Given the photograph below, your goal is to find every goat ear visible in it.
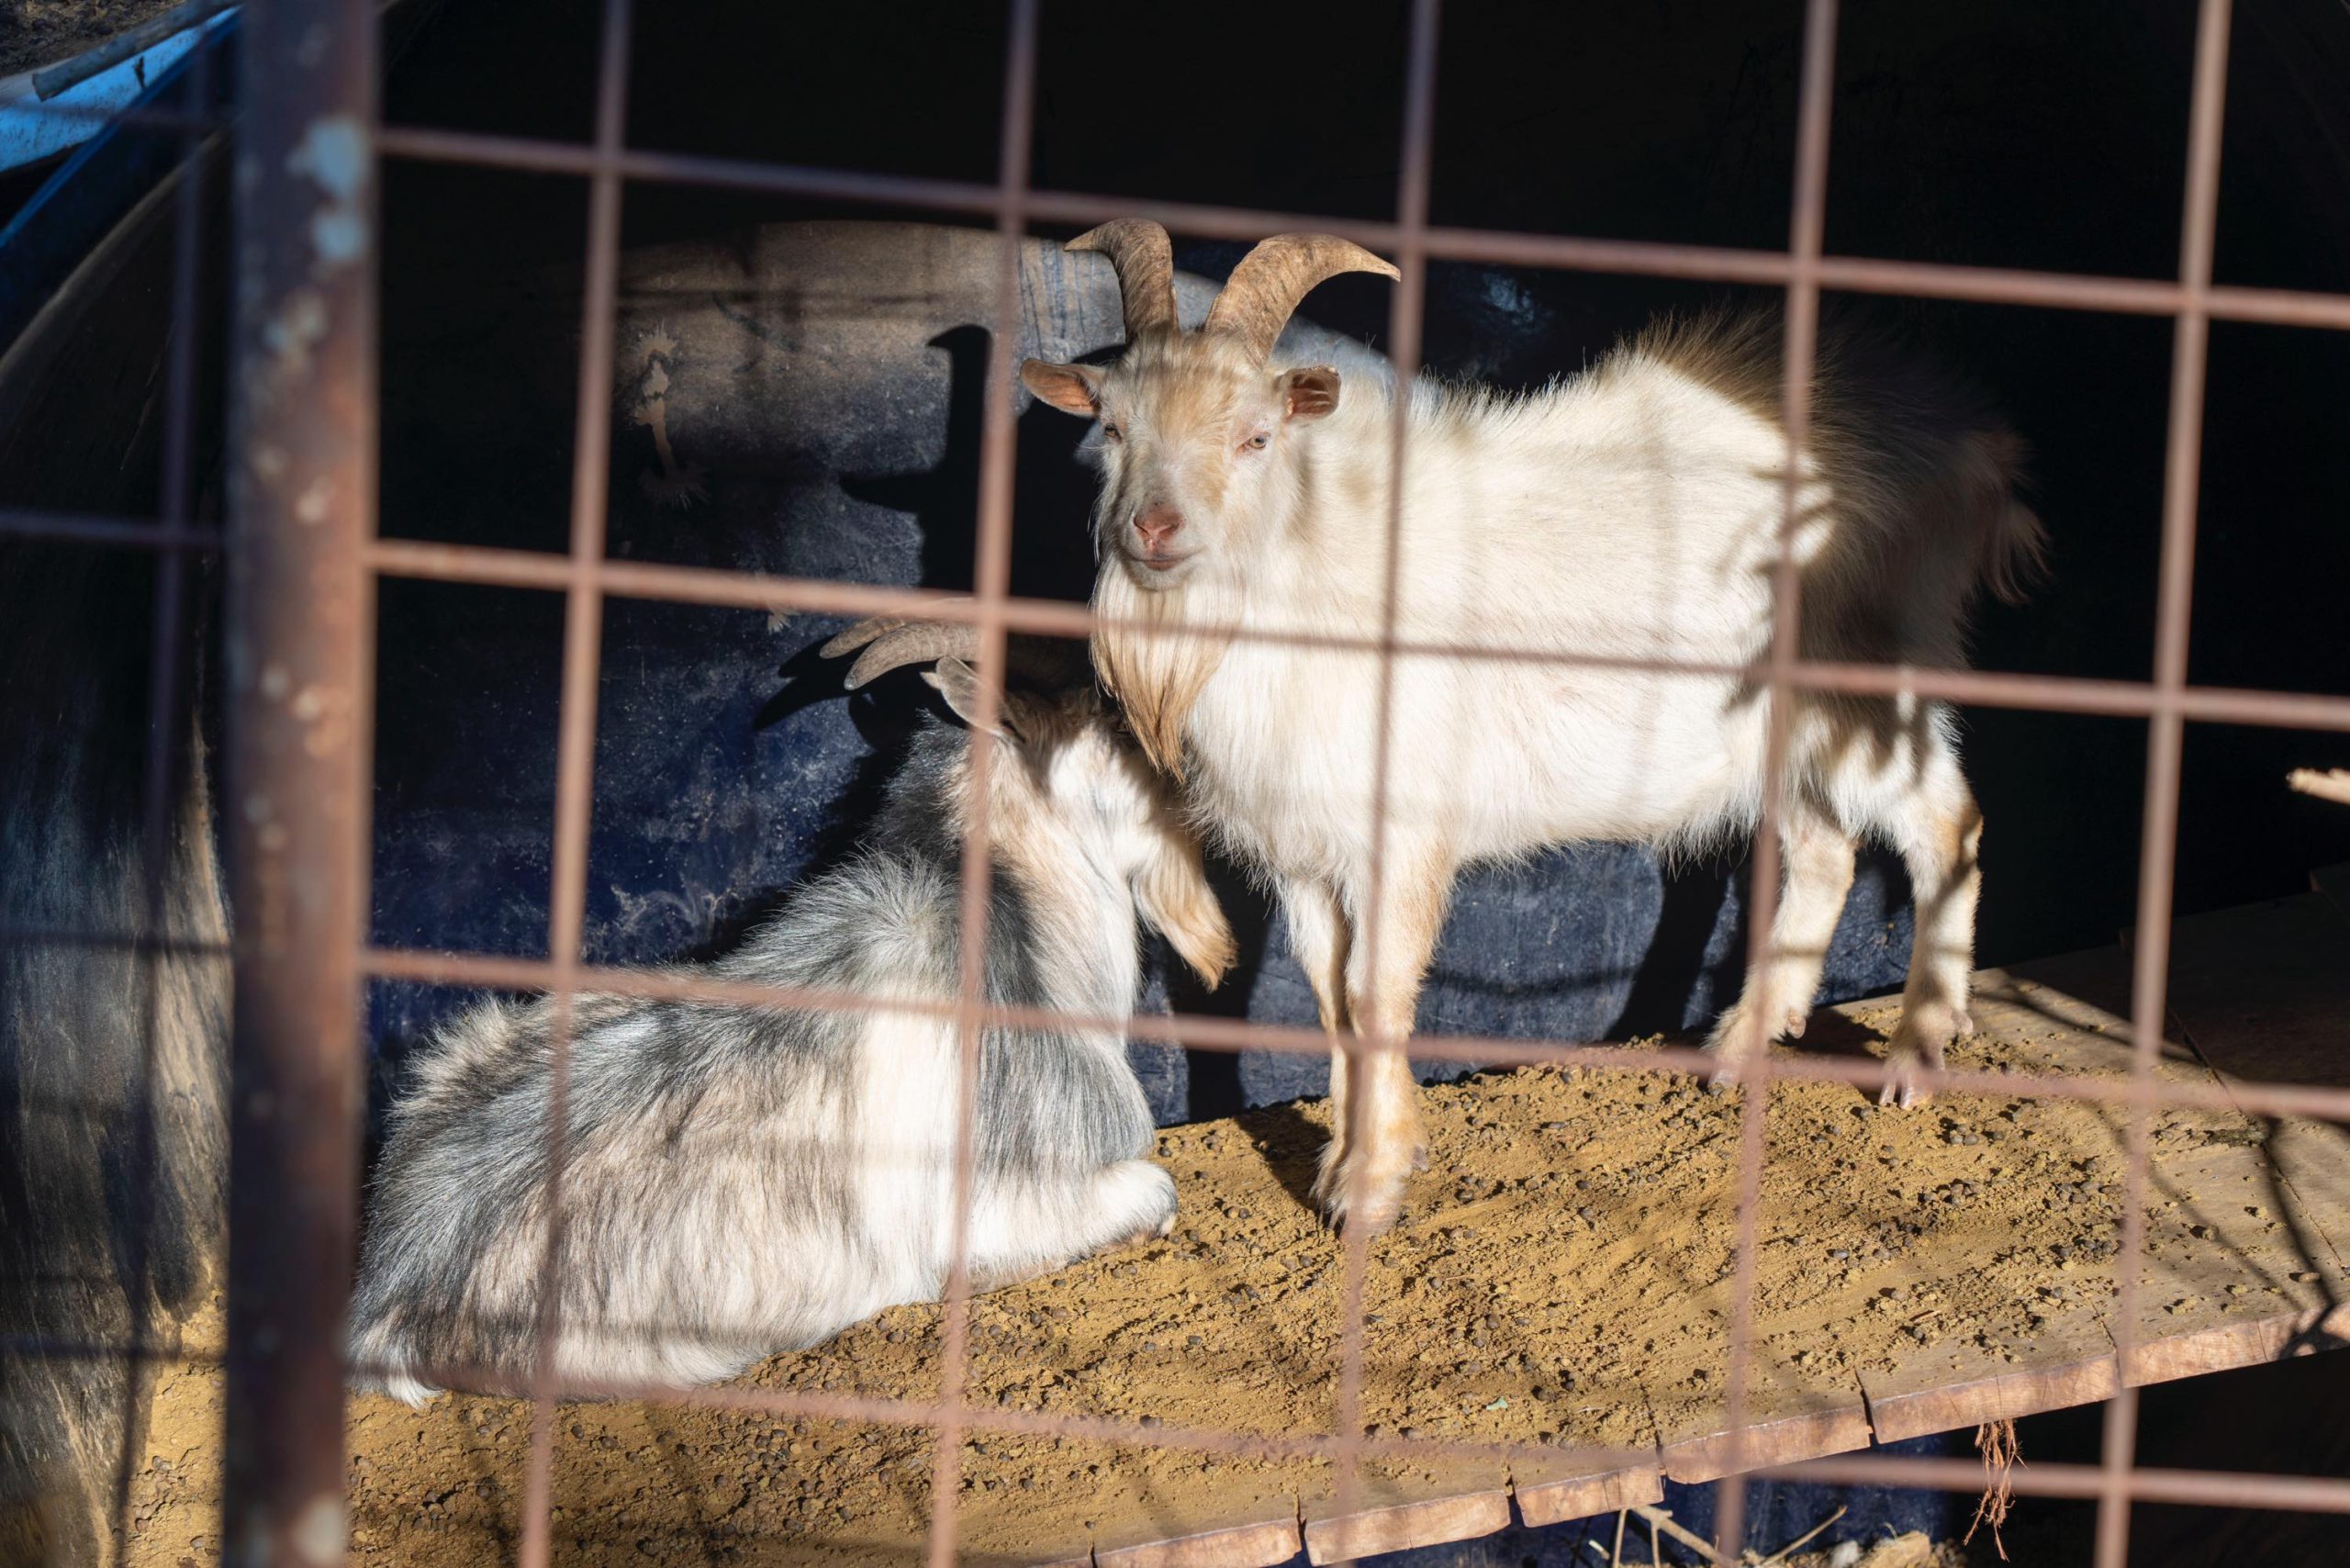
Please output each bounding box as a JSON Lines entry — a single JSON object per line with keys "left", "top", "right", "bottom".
{"left": 1019, "top": 360, "right": 1103, "bottom": 418}
{"left": 1281, "top": 365, "right": 1341, "bottom": 423}
{"left": 1136, "top": 833, "right": 1237, "bottom": 991}
{"left": 923, "top": 658, "right": 1035, "bottom": 741}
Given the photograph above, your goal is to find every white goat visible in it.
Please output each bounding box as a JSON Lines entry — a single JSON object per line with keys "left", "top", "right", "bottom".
{"left": 349, "top": 627, "right": 1232, "bottom": 1398}
{"left": 1019, "top": 220, "right": 2044, "bottom": 1233}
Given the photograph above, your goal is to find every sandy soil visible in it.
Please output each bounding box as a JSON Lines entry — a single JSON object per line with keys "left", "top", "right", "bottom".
{"left": 0, "top": 1, "right": 187, "bottom": 78}
{"left": 117, "top": 998, "right": 2304, "bottom": 1567}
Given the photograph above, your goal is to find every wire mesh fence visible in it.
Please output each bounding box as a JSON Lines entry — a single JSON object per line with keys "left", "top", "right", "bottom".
{"left": 6, "top": 0, "right": 2350, "bottom": 1564}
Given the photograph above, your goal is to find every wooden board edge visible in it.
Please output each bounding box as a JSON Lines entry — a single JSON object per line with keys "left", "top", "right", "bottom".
{"left": 2121, "top": 1301, "right": 2350, "bottom": 1388}
{"left": 1510, "top": 1462, "right": 1667, "bottom": 1529}
{"left": 1302, "top": 1488, "right": 1513, "bottom": 1564}
{"left": 1659, "top": 1403, "right": 1874, "bottom": 1485}
{"left": 1094, "top": 1516, "right": 1304, "bottom": 1568}
{"left": 1861, "top": 1354, "right": 2118, "bottom": 1446}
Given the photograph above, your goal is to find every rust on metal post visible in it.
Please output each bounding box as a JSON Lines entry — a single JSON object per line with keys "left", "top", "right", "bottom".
{"left": 111, "top": 28, "right": 220, "bottom": 1552}
{"left": 351, "top": 534, "right": 2350, "bottom": 734}
{"left": 922, "top": 5, "right": 1042, "bottom": 1564}
{"left": 352, "top": 940, "right": 2350, "bottom": 1125}
{"left": 2095, "top": 4, "right": 2237, "bottom": 1565}
{"left": 1714, "top": 0, "right": 1841, "bottom": 1558}
{"left": 1331, "top": 0, "right": 1442, "bottom": 1546}
{"left": 221, "top": 1, "right": 377, "bottom": 1565}
{"left": 514, "top": 1, "right": 632, "bottom": 1562}
{"left": 362, "top": 122, "right": 2350, "bottom": 333}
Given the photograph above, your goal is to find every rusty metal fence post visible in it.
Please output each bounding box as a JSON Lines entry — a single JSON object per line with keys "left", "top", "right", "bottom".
{"left": 220, "top": 1, "right": 377, "bottom": 1564}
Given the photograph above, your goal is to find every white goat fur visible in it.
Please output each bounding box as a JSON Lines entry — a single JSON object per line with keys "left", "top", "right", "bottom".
{"left": 349, "top": 672, "right": 1233, "bottom": 1400}
{"left": 1024, "top": 250, "right": 2043, "bottom": 1233}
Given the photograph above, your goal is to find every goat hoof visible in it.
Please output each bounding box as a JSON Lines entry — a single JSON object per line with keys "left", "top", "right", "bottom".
{"left": 1323, "top": 1190, "right": 1403, "bottom": 1238}
{"left": 1700, "top": 1050, "right": 1744, "bottom": 1097}
{"left": 1409, "top": 1141, "right": 1430, "bottom": 1173}
{"left": 1313, "top": 1159, "right": 1406, "bottom": 1238}
{"left": 1782, "top": 1006, "right": 1810, "bottom": 1039}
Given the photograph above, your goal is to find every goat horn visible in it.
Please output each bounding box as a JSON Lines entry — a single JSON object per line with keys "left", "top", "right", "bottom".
{"left": 821, "top": 614, "right": 979, "bottom": 690}
{"left": 1067, "top": 220, "right": 1179, "bottom": 342}
{"left": 1204, "top": 233, "right": 1400, "bottom": 364}
{"left": 821, "top": 610, "right": 1089, "bottom": 692}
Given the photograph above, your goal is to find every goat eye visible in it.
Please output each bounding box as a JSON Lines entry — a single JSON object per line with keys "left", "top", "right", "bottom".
{"left": 1102, "top": 422, "right": 1122, "bottom": 442}
{"left": 1243, "top": 432, "right": 1269, "bottom": 452}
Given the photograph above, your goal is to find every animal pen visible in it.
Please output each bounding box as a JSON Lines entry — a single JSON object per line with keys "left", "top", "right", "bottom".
{"left": 6, "top": 0, "right": 2350, "bottom": 1566}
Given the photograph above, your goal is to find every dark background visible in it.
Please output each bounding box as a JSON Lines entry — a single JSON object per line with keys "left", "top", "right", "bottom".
{"left": 353, "top": 0, "right": 2350, "bottom": 1103}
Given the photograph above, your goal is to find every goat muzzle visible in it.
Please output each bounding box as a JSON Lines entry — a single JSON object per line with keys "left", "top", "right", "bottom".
{"left": 1132, "top": 504, "right": 1187, "bottom": 567}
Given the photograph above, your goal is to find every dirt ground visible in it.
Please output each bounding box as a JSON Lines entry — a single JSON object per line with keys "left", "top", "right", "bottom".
{"left": 0, "top": 0, "right": 185, "bottom": 77}
{"left": 118, "top": 990, "right": 2324, "bottom": 1567}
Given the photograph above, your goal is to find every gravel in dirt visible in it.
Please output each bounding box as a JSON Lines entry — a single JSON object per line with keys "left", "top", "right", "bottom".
{"left": 119, "top": 1023, "right": 2299, "bottom": 1564}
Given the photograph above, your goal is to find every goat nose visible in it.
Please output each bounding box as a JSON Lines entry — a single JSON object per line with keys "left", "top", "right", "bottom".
{"left": 1134, "top": 505, "right": 1184, "bottom": 553}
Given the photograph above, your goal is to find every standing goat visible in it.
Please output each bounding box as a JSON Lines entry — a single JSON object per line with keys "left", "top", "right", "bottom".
{"left": 1020, "top": 219, "right": 2044, "bottom": 1233}
{"left": 349, "top": 627, "right": 1232, "bottom": 1399}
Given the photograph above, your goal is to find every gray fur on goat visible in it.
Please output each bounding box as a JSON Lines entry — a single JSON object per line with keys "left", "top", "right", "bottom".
{"left": 348, "top": 651, "right": 1232, "bottom": 1401}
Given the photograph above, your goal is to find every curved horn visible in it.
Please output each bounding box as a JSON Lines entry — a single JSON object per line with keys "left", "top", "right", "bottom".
{"left": 821, "top": 609, "right": 1087, "bottom": 691}
{"left": 1203, "top": 233, "right": 1401, "bottom": 364}
{"left": 1067, "top": 219, "right": 1179, "bottom": 342}
{"left": 821, "top": 614, "right": 979, "bottom": 690}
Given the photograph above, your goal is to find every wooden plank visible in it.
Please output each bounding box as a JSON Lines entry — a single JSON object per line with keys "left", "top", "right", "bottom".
{"left": 1992, "top": 946, "right": 2141, "bottom": 1040}
{"left": 134, "top": 901, "right": 2350, "bottom": 1568}
{"left": 1852, "top": 910, "right": 2350, "bottom": 1441}
{"left": 2122, "top": 1301, "right": 2350, "bottom": 1387}
{"left": 2252, "top": 1117, "right": 2350, "bottom": 1279}
{"left": 1660, "top": 1398, "right": 1874, "bottom": 1485}
{"left": 2161, "top": 894, "right": 2350, "bottom": 1278}
{"left": 1507, "top": 1401, "right": 1664, "bottom": 1528}
{"left": 2165, "top": 894, "right": 2350, "bottom": 1091}
{"left": 2120, "top": 1129, "right": 2344, "bottom": 1362}
{"left": 1975, "top": 951, "right": 2203, "bottom": 1075}
{"left": 1848, "top": 953, "right": 2134, "bottom": 1445}
{"left": 1303, "top": 1483, "right": 1514, "bottom": 1563}
{"left": 1639, "top": 1301, "right": 1874, "bottom": 1486}
{"left": 1862, "top": 1332, "right": 2119, "bottom": 1444}
{"left": 1299, "top": 1448, "right": 1513, "bottom": 1564}
{"left": 1095, "top": 1517, "right": 1304, "bottom": 1568}
{"left": 1511, "top": 1458, "right": 1665, "bottom": 1529}
{"left": 1059, "top": 1450, "right": 1306, "bottom": 1568}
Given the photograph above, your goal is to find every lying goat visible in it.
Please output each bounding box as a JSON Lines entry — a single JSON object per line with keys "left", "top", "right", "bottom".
{"left": 348, "top": 627, "right": 1232, "bottom": 1399}
{"left": 1020, "top": 220, "right": 2044, "bottom": 1232}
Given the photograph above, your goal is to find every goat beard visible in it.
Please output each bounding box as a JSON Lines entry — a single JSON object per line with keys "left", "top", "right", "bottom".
{"left": 1091, "top": 568, "right": 1232, "bottom": 780}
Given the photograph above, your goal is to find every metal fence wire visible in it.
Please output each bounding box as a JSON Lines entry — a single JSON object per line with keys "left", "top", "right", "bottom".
{"left": 9, "top": 0, "right": 2350, "bottom": 1564}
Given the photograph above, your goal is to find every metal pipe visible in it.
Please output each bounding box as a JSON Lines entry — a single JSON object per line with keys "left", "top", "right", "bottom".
{"left": 366, "top": 122, "right": 2350, "bottom": 334}
{"left": 219, "top": 0, "right": 376, "bottom": 1562}
{"left": 2097, "top": 5, "right": 2238, "bottom": 1564}
{"left": 1714, "top": 3, "right": 1841, "bottom": 1556}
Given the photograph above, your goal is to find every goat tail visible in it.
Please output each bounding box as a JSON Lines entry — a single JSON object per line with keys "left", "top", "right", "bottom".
{"left": 1982, "top": 499, "right": 2050, "bottom": 606}
{"left": 1970, "top": 428, "right": 2050, "bottom": 606}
